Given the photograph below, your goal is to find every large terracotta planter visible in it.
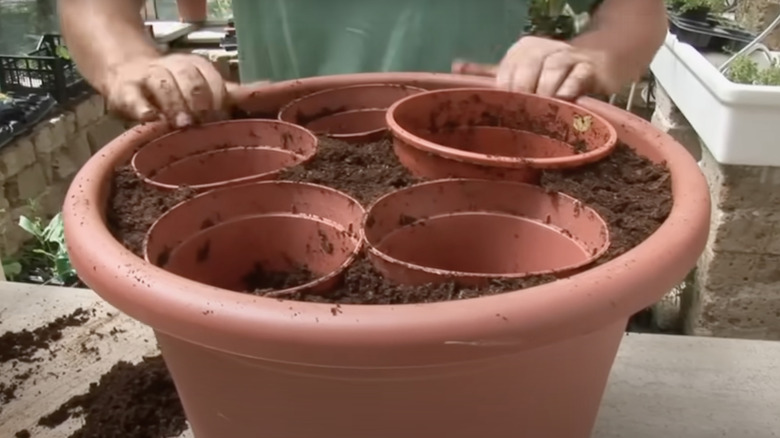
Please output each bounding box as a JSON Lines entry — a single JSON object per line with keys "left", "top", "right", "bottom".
{"left": 364, "top": 179, "right": 609, "bottom": 286}
{"left": 64, "top": 73, "right": 710, "bottom": 438}
{"left": 387, "top": 88, "right": 618, "bottom": 182}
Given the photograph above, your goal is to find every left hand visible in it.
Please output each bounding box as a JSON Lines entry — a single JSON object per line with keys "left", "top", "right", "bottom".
{"left": 453, "top": 36, "right": 618, "bottom": 100}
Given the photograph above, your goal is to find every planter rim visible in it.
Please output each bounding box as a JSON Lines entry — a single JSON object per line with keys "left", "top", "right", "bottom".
{"left": 64, "top": 72, "right": 710, "bottom": 367}
{"left": 386, "top": 87, "right": 619, "bottom": 169}
{"left": 362, "top": 178, "right": 610, "bottom": 280}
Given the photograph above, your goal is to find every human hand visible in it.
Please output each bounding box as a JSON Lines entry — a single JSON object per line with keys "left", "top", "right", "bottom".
{"left": 453, "top": 36, "right": 621, "bottom": 100}
{"left": 101, "top": 53, "right": 231, "bottom": 127}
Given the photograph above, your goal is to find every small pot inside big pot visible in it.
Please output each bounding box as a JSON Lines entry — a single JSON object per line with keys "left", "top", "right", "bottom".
{"left": 278, "top": 84, "right": 425, "bottom": 143}
{"left": 387, "top": 88, "right": 618, "bottom": 182}
{"left": 163, "top": 213, "right": 358, "bottom": 297}
{"left": 364, "top": 179, "right": 610, "bottom": 286}
{"left": 177, "top": 0, "right": 208, "bottom": 23}
{"left": 132, "top": 119, "right": 317, "bottom": 191}
{"left": 145, "top": 181, "right": 364, "bottom": 272}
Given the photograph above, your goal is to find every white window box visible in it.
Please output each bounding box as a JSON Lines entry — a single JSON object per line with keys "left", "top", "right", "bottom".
{"left": 651, "top": 32, "right": 780, "bottom": 166}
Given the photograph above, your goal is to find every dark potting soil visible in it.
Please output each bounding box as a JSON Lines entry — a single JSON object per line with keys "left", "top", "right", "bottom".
{"left": 107, "top": 134, "right": 671, "bottom": 304}
{"left": 108, "top": 166, "right": 195, "bottom": 255}
{"left": 279, "top": 135, "right": 419, "bottom": 204}
{"left": 243, "top": 263, "right": 316, "bottom": 294}
{"left": 0, "top": 308, "right": 90, "bottom": 364}
{"left": 36, "top": 355, "right": 187, "bottom": 438}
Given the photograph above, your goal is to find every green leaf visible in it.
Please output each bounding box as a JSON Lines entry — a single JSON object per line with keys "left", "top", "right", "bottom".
{"left": 42, "top": 213, "right": 65, "bottom": 245}
{"left": 18, "top": 215, "right": 43, "bottom": 238}
{"left": 3, "top": 261, "right": 22, "bottom": 278}
{"left": 32, "top": 248, "right": 56, "bottom": 260}
{"left": 55, "top": 45, "right": 71, "bottom": 60}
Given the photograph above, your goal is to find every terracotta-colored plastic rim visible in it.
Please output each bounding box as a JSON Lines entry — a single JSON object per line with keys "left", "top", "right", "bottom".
{"left": 386, "top": 87, "right": 619, "bottom": 169}
{"left": 64, "top": 73, "right": 710, "bottom": 367}
{"left": 278, "top": 83, "right": 426, "bottom": 142}
{"left": 162, "top": 213, "right": 361, "bottom": 298}
{"left": 131, "top": 119, "right": 317, "bottom": 191}
{"left": 147, "top": 146, "right": 301, "bottom": 191}
{"left": 363, "top": 179, "right": 610, "bottom": 285}
{"left": 144, "top": 181, "right": 365, "bottom": 268}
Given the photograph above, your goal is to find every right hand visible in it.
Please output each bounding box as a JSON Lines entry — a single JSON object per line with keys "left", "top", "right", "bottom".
{"left": 102, "top": 53, "right": 230, "bottom": 128}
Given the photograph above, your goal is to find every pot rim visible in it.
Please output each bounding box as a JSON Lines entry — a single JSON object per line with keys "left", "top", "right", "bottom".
{"left": 131, "top": 118, "right": 318, "bottom": 191}
{"left": 161, "top": 212, "right": 362, "bottom": 299}
{"left": 278, "top": 83, "right": 427, "bottom": 142}
{"left": 64, "top": 72, "right": 710, "bottom": 365}
{"left": 278, "top": 83, "right": 428, "bottom": 122}
{"left": 362, "top": 178, "right": 610, "bottom": 281}
{"left": 143, "top": 179, "right": 366, "bottom": 265}
{"left": 386, "top": 87, "right": 619, "bottom": 169}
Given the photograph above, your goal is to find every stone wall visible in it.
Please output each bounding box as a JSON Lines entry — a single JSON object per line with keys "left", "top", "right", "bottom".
{"left": 0, "top": 95, "right": 126, "bottom": 257}
{"left": 651, "top": 85, "right": 780, "bottom": 340}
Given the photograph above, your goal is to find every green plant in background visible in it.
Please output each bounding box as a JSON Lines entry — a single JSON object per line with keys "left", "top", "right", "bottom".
{"left": 727, "top": 54, "right": 760, "bottom": 84}
{"left": 667, "top": 0, "right": 724, "bottom": 13}
{"left": 0, "top": 208, "right": 22, "bottom": 279}
{"left": 527, "top": 0, "right": 578, "bottom": 40}
{"left": 208, "top": 0, "right": 233, "bottom": 19}
{"left": 55, "top": 45, "right": 71, "bottom": 60}
{"left": 726, "top": 55, "right": 780, "bottom": 86}
{"left": 16, "top": 212, "right": 78, "bottom": 286}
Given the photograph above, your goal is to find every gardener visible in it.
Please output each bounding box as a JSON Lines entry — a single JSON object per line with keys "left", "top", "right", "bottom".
{"left": 58, "top": 0, "right": 666, "bottom": 128}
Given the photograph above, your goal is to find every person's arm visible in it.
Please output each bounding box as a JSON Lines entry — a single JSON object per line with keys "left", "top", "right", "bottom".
{"left": 572, "top": 0, "right": 667, "bottom": 90}
{"left": 58, "top": 0, "right": 159, "bottom": 95}
{"left": 58, "top": 0, "right": 227, "bottom": 126}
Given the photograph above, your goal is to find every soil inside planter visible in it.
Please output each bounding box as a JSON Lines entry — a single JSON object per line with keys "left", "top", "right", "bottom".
{"left": 107, "top": 133, "right": 672, "bottom": 305}
{"left": 243, "top": 263, "right": 316, "bottom": 294}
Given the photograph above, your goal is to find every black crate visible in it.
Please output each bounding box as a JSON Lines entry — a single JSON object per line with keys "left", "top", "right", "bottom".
{"left": 668, "top": 12, "right": 757, "bottom": 53}
{"left": 0, "top": 34, "right": 92, "bottom": 105}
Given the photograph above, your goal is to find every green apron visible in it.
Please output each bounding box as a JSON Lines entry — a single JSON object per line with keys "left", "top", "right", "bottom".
{"left": 232, "top": 0, "right": 597, "bottom": 83}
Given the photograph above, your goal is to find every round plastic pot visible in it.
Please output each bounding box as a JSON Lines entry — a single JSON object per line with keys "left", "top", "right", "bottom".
{"left": 278, "top": 83, "right": 425, "bottom": 143}
{"left": 132, "top": 119, "right": 317, "bottom": 191}
{"left": 144, "top": 181, "right": 364, "bottom": 269}
{"left": 64, "top": 73, "right": 710, "bottom": 438}
{"left": 163, "top": 213, "right": 358, "bottom": 297}
{"left": 364, "top": 179, "right": 609, "bottom": 286}
{"left": 386, "top": 88, "right": 618, "bottom": 182}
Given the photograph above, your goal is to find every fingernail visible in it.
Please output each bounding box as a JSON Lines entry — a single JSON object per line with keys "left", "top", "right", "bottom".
{"left": 175, "top": 112, "right": 192, "bottom": 128}
{"left": 139, "top": 109, "right": 157, "bottom": 121}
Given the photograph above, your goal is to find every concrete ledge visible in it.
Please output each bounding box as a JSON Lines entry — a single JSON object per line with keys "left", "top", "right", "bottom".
{"left": 0, "top": 283, "right": 778, "bottom": 437}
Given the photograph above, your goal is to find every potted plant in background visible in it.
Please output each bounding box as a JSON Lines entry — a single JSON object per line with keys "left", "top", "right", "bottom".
{"left": 526, "top": 0, "right": 578, "bottom": 40}
{"left": 725, "top": 54, "right": 780, "bottom": 86}
{"left": 667, "top": 0, "right": 723, "bottom": 23}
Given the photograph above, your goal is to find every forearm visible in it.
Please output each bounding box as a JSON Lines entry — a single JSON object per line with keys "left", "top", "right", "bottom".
{"left": 58, "top": 0, "right": 161, "bottom": 94}
{"left": 572, "top": 0, "right": 667, "bottom": 86}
